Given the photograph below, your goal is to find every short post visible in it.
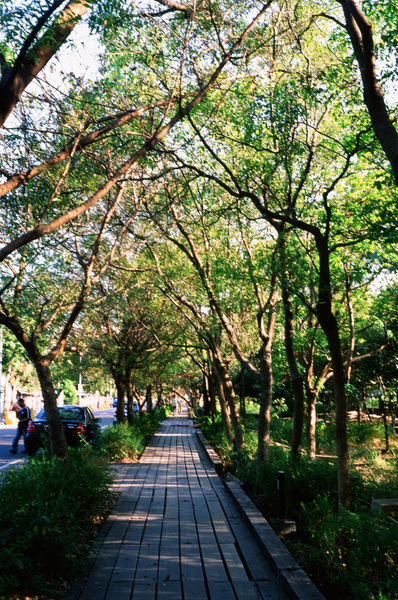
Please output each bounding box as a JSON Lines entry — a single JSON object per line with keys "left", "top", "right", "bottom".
{"left": 277, "top": 471, "right": 286, "bottom": 520}
{"left": 270, "top": 470, "right": 296, "bottom": 536}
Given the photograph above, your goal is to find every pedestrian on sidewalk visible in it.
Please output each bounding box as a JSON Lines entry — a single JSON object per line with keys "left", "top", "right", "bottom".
{"left": 9, "top": 397, "right": 31, "bottom": 454}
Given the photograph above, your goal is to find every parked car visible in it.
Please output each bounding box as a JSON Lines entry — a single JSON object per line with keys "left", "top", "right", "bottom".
{"left": 26, "top": 405, "right": 102, "bottom": 454}
{"left": 113, "top": 401, "right": 139, "bottom": 424}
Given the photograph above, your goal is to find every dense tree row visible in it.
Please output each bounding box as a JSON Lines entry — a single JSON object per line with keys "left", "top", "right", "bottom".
{"left": 0, "top": 0, "right": 397, "bottom": 509}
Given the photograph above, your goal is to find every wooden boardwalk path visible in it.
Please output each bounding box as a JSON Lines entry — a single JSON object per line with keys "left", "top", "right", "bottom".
{"left": 69, "top": 410, "right": 324, "bottom": 600}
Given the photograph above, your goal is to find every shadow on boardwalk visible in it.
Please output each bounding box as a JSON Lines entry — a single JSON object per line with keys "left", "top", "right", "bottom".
{"left": 68, "top": 409, "right": 324, "bottom": 600}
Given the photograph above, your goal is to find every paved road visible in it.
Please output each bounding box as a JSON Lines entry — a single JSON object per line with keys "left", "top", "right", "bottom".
{"left": 0, "top": 407, "right": 115, "bottom": 472}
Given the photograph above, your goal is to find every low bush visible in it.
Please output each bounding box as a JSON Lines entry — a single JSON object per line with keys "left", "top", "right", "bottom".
{"left": 201, "top": 415, "right": 398, "bottom": 599}
{"left": 98, "top": 409, "right": 166, "bottom": 462}
{"left": 0, "top": 447, "right": 112, "bottom": 599}
{"left": 297, "top": 496, "right": 398, "bottom": 600}
{"left": 0, "top": 407, "right": 166, "bottom": 599}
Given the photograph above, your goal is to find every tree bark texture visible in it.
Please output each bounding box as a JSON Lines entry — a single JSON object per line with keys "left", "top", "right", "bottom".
{"left": 282, "top": 283, "right": 305, "bottom": 461}
{"left": 257, "top": 349, "right": 273, "bottom": 464}
{"left": 0, "top": 0, "right": 90, "bottom": 126}
{"left": 316, "top": 234, "right": 350, "bottom": 510}
{"left": 126, "top": 374, "right": 137, "bottom": 426}
{"left": 113, "top": 374, "right": 126, "bottom": 424}
{"left": 145, "top": 384, "right": 153, "bottom": 414}
{"left": 213, "top": 355, "right": 245, "bottom": 451}
{"left": 212, "top": 363, "right": 234, "bottom": 443}
{"left": 338, "top": 0, "right": 398, "bottom": 183}
{"left": 305, "top": 384, "right": 318, "bottom": 460}
{"left": 35, "top": 361, "right": 69, "bottom": 461}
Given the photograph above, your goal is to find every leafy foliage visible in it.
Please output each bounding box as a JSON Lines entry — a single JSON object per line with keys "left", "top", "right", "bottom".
{"left": 60, "top": 378, "right": 78, "bottom": 404}
{"left": 202, "top": 415, "right": 398, "bottom": 599}
{"left": 97, "top": 408, "right": 168, "bottom": 462}
{"left": 0, "top": 447, "right": 112, "bottom": 598}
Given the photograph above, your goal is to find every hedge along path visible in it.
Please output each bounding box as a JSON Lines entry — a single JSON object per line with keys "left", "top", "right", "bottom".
{"left": 68, "top": 407, "right": 314, "bottom": 600}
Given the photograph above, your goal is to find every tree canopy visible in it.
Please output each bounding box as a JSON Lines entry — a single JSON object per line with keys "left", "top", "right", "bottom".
{"left": 1, "top": 0, "right": 398, "bottom": 506}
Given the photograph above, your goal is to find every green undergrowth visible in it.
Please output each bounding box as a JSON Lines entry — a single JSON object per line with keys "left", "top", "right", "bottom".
{"left": 98, "top": 408, "right": 168, "bottom": 462}
{"left": 200, "top": 414, "right": 398, "bottom": 600}
{"left": 0, "top": 407, "right": 168, "bottom": 599}
{"left": 0, "top": 447, "right": 112, "bottom": 599}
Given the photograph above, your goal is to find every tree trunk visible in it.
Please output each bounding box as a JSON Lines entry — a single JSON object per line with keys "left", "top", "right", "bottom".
{"left": 0, "top": 0, "right": 90, "bottom": 127}
{"left": 126, "top": 373, "right": 137, "bottom": 426}
{"left": 213, "top": 355, "right": 245, "bottom": 451}
{"left": 35, "top": 361, "right": 69, "bottom": 462}
{"left": 282, "top": 283, "right": 305, "bottom": 461}
{"left": 212, "top": 364, "right": 234, "bottom": 443}
{"left": 114, "top": 376, "right": 126, "bottom": 424}
{"left": 306, "top": 385, "right": 318, "bottom": 459}
{"left": 344, "top": 267, "right": 355, "bottom": 383}
{"left": 256, "top": 276, "right": 277, "bottom": 465}
{"left": 257, "top": 348, "right": 273, "bottom": 464}
{"left": 240, "top": 369, "right": 246, "bottom": 425}
{"left": 202, "top": 372, "right": 212, "bottom": 417}
{"left": 339, "top": 0, "right": 398, "bottom": 184}
{"left": 145, "top": 384, "right": 152, "bottom": 414}
{"left": 155, "top": 380, "right": 163, "bottom": 410}
{"left": 316, "top": 234, "right": 350, "bottom": 511}
{"left": 208, "top": 369, "right": 217, "bottom": 421}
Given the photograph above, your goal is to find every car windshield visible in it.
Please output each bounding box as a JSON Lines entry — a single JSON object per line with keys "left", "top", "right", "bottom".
{"left": 36, "top": 407, "right": 85, "bottom": 421}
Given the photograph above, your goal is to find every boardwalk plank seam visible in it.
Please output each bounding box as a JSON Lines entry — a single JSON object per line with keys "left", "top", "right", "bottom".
{"left": 68, "top": 412, "right": 323, "bottom": 600}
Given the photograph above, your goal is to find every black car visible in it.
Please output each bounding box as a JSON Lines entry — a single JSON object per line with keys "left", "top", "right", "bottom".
{"left": 26, "top": 405, "right": 102, "bottom": 454}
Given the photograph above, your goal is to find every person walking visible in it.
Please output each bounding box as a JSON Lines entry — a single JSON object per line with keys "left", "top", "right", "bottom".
{"left": 9, "top": 397, "right": 31, "bottom": 454}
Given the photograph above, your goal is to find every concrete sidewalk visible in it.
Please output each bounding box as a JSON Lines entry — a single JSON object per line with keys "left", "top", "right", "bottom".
{"left": 68, "top": 411, "right": 324, "bottom": 600}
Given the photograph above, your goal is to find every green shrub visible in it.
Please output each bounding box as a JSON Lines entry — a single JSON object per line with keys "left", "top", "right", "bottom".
{"left": 98, "top": 421, "right": 146, "bottom": 461}
{"left": 0, "top": 447, "right": 112, "bottom": 598}
{"left": 201, "top": 412, "right": 398, "bottom": 599}
{"left": 201, "top": 414, "right": 232, "bottom": 459}
{"left": 347, "top": 421, "right": 385, "bottom": 446}
{"left": 298, "top": 496, "right": 398, "bottom": 599}
{"left": 270, "top": 415, "right": 294, "bottom": 446}
{"left": 60, "top": 378, "right": 78, "bottom": 405}
{"left": 98, "top": 408, "right": 164, "bottom": 462}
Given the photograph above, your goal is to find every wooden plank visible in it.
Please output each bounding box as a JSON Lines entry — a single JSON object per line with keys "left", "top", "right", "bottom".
{"left": 131, "top": 581, "right": 156, "bottom": 600}
{"left": 111, "top": 543, "right": 140, "bottom": 582}
{"left": 201, "top": 543, "right": 230, "bottom": 583}
{"left": 157, "top": 579, "right": 183, "bottom": 599}
{"left": 75, "top": 544, "right": 119, "bottom": 600}
{"left": 180, "top": 540, "right": 204, "bottom": 579}
{"left": 104, "top": 581, "right": 132, "bottom": 600}
{"left": 207, "top": 580, "right": 237, "bottom": 600}
{"left": 220, "top": 542, "right": 250, "bottom": 582}
{"left": 157, "top": 519, "right": 180, "bottom": 585}
{"left": 231, "top": 579, "right": 264, "bottom": 600}
{"left": 182, "top": 578, "right": 208, "bottom": 600}
{"left": 123, "top": 516, "right": 146, "bottom": 545}
{"left": 133, "top": 541, "right": 160, "bottom": 585}
{"left": 255, "top": 579, "right": 291, "bottom": 600}
{"left": 279, "top": 568, "right": 326, "bottom": 600}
